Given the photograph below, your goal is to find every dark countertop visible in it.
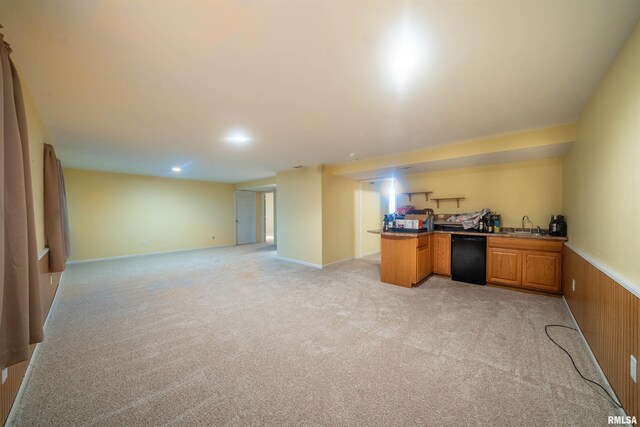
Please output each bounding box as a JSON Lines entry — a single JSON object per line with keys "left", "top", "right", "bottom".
{"left": 368, "top": 229, "right": 568, "bottom": 241}
{"left": 368, "top": 229, "right": 432, "bottom": 237}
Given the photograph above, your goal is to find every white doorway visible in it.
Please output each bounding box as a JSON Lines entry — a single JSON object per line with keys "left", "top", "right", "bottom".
{"left": 235, "top": 191, "right": 257, "bottom": 245}
{"left": 264, "top": 192, "right": 275, "bottom": 244}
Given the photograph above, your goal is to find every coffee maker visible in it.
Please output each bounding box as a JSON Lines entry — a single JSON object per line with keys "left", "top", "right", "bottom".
{"left": 549, "top": 215, "right": 567, "bottom": 237}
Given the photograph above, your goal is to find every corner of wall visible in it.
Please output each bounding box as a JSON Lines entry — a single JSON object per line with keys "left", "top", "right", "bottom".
{"left": 275, "top": 165, "right": 323, "bottom": 266}
{"left": 321, "top": 169, "right": 357, "bottom": 266}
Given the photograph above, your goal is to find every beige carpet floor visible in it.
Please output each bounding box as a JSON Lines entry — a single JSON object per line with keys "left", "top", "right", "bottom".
{"left": 10, "top": 243, "right": 622, "bottom": 426}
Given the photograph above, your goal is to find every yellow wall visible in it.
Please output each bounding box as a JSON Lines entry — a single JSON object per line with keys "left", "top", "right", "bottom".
{"left": 275, "top": 166, "right": 357, "bottom": 266}
{"left": 392, "top": 158, "right": 563, "bottom": 229}
{"left": 330, "top": 124, "right": 576, "bottom": 177}
{"left": 64, "top": 168, "right": 235, "bottom": 260}
{"left": 276, "top": 165, "right": 323, "bottom": 266}
{"left": 564, "top": 21, "right": 640, "bottom": 285}
{"left": 23, "top": 84, "right": 49, "bottom": 252}
{"left": 322, "top": 170, "right": 357, "bottom": 265}
{"left": 358, "top": 181, "right": 383, "bottom": 257}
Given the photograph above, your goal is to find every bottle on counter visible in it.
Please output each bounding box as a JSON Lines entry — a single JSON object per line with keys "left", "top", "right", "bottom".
{"left": 492, "top": 214, "right": 501, "bottom": 233}
{"left": 383, "top": 215, "right": 389, "bottom": 232}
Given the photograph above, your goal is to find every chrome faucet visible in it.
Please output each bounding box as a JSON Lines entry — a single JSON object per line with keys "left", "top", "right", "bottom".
{"left": 522, "top": 215, "right": 533, "bottom": 232}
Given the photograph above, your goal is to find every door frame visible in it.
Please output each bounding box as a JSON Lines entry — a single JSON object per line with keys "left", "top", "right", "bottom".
{"left": 262, "top": 191, "right": 276, "bottom": 244}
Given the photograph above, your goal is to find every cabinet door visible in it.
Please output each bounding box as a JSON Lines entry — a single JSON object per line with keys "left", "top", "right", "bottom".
{"left": 416, "top": 245, "right": 431, "bottom": 283}
{"left": 432, "top": 234, "right": 451, "bottom": 276}
{"left": 522, "top": 250, "right": 561, "bottom": 292}
{"left": 381, "top": 236, "right": 417, "bottom": 287}
{"left": 487, "top": 248, "right": 522, "bottom": 286}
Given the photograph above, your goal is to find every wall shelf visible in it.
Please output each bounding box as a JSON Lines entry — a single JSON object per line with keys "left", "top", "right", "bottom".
{"left": 403, "top": 191, "right": 433, "bottom": 202}
{"left": 431, "top": 197, "right": 465, "bottom": 208}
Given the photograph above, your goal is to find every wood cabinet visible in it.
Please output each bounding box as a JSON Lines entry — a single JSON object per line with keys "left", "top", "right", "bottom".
{"left": 522, "top": 250, "right": 561, "bottom": 291}
{"left": 486, "top": 236, "right": 563, "bottom": 293}
{"left": 432, "top": 233, "right": 451, "bottom": 276}
{"left": 381, "top": 234, "right": 432, "bottom": 287}
{"left": 487, "top": 247, "right": 522, "bottom": 286}
{"left": 416, "top": 240, "right": 432, "bottom": 283}
{"left": 380, "top": 233, "right": 563, "bottom": 293}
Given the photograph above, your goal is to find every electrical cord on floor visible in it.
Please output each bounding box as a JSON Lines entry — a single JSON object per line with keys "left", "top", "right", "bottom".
{"left": 544, "top": 324, "right": 623, "bottom": 409}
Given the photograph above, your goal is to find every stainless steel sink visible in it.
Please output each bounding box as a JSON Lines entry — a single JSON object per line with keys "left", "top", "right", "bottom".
{"left": 505, "top": 228, "right": 545, "bottom": 237}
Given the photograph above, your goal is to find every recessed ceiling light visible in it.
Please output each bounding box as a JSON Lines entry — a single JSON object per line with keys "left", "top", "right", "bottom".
{"left": 385, "top": 22, "right": 425, "bottom": 90}
{"left": 392, "top": 57, "right": 415, "bottom": 72}
{"left": 225, "top": 131, "right": 252, "bottom": 146}
{"left": 172, "top": 167, "right": 182, "bottom": 173}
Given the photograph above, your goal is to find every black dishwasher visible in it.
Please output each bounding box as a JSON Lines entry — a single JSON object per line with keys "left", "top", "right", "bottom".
{"left": 451, "top": 235, "right": 487, "bottom": 285}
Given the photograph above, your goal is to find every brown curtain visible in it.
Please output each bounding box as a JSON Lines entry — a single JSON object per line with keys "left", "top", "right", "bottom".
{"left": 44, "top": 144, "right": 70, "bottom": 272}
{"left": 0, "top": 34, "right": 44, "bottom": 369}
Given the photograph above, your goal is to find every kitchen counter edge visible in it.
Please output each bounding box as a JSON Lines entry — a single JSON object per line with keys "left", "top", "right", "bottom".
{"left": 368, "top": 229, "right": 568, "bottom": 241}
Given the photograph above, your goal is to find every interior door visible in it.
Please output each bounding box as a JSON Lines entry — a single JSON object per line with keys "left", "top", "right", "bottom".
{"left": 235, "top": 191, "right": 256, "bottom": 245}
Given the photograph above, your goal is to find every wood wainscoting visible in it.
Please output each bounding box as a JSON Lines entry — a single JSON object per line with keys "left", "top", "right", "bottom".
{"left": 0, "top": 250, "right": 61, "bottom": 424}
{"left": 563, "top": 245, "right": 638, "bottom": 419}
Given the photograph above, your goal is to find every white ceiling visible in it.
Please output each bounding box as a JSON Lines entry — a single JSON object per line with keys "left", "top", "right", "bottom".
{"left": 1, "top": 1, "right": 639, "bottom": 183}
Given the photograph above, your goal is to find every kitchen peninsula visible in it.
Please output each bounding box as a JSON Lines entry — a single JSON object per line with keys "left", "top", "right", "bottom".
{"left": 372, "top": 229, "right": 568, "bottom": 294}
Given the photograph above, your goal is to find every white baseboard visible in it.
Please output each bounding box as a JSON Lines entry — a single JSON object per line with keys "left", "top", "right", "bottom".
{"left": 276, "top": 256, "right": 323, "bottom": 269}
{"left": 358, "top": 251, "right": 381, "bottom": 259}
{"left": 323, "top": 257, "right": 354, "bottom": 267}
{"left": 561, "top": 296, "right": 626, "bottom": 416}
{"left": 38, "top": 248, "right": 50, "bottom": 260}
{"left": 66, "top": 244, "right": 236, "bottom": 265}
{"left": 276, "top": 256, "right": 355, "bottom": 269}
{"left": 565, "top": 242, "right": 640, "bottom": 299}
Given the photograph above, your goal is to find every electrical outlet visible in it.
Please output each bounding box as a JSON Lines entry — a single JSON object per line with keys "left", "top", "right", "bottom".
{"left": 2, "top": 368, "right": 7, "bottom": 384}
{"left": 142, "top": 240, "right": 149, "bottom": 246}
{"left": 631, "top": 355, "right": 637, "bottom": 383}
{"left": 572, "top": 278, "right": 576, "bottom": 292}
